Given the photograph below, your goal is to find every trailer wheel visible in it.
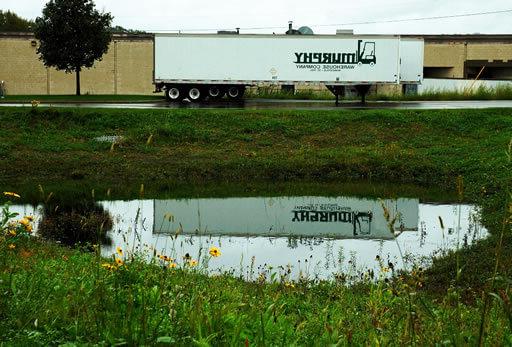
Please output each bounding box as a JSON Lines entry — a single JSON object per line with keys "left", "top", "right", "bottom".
{"left": 165, "top": 86, "right": 185, "bottom": 102}
{"left": 227, "top": 86, "right": 245, "bottom": 100}
{"left": 187, "top": 86, "right": 205, "bottom": 102}
{"left": 207, "top": 85, "right": 225, "bottom": 100}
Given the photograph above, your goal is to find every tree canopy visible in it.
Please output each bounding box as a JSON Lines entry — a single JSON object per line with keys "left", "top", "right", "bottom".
{"left": 34, "top": 0, "right": 113, "bottom": 95}
{"left": 0, "top": 10, "right": 34, "bottom": 32}
{"left": 111, "top": 25, "right": 146, "bottom": 34}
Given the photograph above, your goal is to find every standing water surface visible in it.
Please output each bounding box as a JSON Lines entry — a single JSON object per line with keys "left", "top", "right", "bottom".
{"left": 10, "top": 188, "right": 487, "bottom": 280}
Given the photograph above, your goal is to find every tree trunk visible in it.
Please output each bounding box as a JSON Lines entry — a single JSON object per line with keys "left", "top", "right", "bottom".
{"left": 75, "top": 67, "right": 81, "bottom": 96}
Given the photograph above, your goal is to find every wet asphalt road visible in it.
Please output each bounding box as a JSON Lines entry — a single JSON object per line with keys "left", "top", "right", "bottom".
{"left": 2, "top": 99, "right": 512, "bottom": 110}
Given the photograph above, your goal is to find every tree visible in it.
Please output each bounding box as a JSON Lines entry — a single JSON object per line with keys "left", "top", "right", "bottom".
{"left": 0, "top": 10, "right": 34, "bottom": 32}
{"left": 34, "top": 0, "right": 113, "bottom": 95}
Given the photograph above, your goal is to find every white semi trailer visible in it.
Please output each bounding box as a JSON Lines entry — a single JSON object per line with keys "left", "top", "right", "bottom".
{"left": 153, "top": 33, "right": 424, "bottom": 103}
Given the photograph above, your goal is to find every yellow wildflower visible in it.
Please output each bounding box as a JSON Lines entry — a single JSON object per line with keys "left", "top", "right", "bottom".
{"left": 169, "top": 262, "right": 178, "bottom": 269}
{"left": 8, "top": 230, "right": 16, "bottom": 237}
{"left": 19, "top": 218, "right": 30, "bottom": 226}
{"left": 209, "top": 246, "right": 221, "bottom": 257}
{"left": 116, "top": 247, "right": 123, "bottom": 257}
{"left": 101, "top": 263, "right": 112, "bottom": 270}
{"left": 284, "top": 282, "right": 295, "bottom": 289}
{"left": 188, "top": 259, "right": 198, "bottom": 267}
{"left": 8, "top": 244, "right": 16, "bottom": 249}
{"left": 25, "top": 224, "right": 33, "bottom": 233}
{"left": 24, "top": 216, "right": 34, "bottom": 222}
{"left": 115, "top": 257, "right": 124, "bottom": 266}
{"left": 3, "top": 192, "right": 20, "bottom": 198}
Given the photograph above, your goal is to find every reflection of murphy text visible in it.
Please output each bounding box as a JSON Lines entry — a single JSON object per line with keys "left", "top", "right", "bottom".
{"left": 292, "top": 209, "right": 373, "bottom": 236}
{"left": 292, "top": 210, "right": 352, "bottom": 223}
{"left": 293, "top": 203, "right": 350, "bottom": 212}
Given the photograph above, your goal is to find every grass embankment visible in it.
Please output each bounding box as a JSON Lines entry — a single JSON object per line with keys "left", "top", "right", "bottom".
{"left": 0, "top": 107, "right": 510, "bottom": 189}
{"left": 0, "top": 107, "right": 511, "bottom": 344}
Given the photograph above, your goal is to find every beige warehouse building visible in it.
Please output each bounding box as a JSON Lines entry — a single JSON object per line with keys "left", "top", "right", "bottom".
{"left": 1, "top": 32, "right": 511, "bottom": 95}
{"left": 422, "top": 35, "right": 512, "bottom": 80}
{"left": 0, "top": 32, "right": 154, "bottom": 95}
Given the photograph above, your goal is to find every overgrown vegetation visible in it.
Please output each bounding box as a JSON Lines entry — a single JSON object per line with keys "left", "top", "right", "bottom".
{"left": 246, "top": 86, "right": 334, "bottom": 100}
{"left": 247, "top": 84, "right": 512, "bottom": 101}
{"left": 0, "top": 217, "right": 510, "bottom": 345}
{"left": 377, "top": 84, "right": 512, "bottom": 101}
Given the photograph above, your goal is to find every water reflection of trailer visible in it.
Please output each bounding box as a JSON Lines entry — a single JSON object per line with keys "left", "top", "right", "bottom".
{"left": 153, "top": 196, "right": 419, "bottom": 240}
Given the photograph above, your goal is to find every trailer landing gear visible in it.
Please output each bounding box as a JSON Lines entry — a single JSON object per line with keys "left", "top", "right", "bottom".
{"left": 326, "top": 85, "right": 345, "bottom": 107}
{"left": 355, "top": 85, "right": 371, "bottom": 104}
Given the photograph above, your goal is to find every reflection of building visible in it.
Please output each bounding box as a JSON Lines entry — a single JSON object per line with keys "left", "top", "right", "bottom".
{"left": 1, "top": 33, "right": 511, "bottom": 95}
{"left": 153, "top": 196, "right": 419, "bottom": 240}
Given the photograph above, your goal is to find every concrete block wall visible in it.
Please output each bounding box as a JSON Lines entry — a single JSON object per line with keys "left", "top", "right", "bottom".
{"left": 0, "top": 33, "right": 154, "bottom": 95}
{"left": 467, "top": 43, "right": 512, "bottom": 62}
{"left": 115, "top": 40, "right": 154, "bottom": 94}
{"left": 424, "top": 43, "right": 466, "bottom": 78}
{"left": 0, "top": 36, "right": 48, "bottom": 94}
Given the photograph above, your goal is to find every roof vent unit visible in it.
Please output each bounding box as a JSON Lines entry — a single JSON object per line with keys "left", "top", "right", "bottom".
{"left": 298, "top": 26, "right": 314, "bottom": 35}
{"left": 217, "top": 28, "right": 240, "bottom": 35}
{"left": 285, "top": 21, "right": 302, "bottom": 35}
{"left": 336, "top": 29, "right": 354, "bottom": 35}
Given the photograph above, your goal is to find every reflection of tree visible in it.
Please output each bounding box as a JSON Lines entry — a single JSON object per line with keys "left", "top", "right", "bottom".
{"left": 38, "top": 200, "right": 113, "bottom": 247}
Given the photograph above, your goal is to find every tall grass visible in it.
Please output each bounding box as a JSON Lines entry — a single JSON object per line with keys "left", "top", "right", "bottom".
{"left": 246, "top": 84, "right": 512, "bottom": 101}
{"left": 0, "top": 227, "right": 510, "bottom": 345}
{"left": 373, "top": 84, "right": 512, "bottom": 101}
{"left": 245, "top": 86, "right": 334, "bottom": 100}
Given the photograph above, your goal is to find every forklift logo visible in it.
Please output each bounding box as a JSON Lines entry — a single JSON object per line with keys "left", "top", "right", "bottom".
{"left": 294, "top": 40, "right": 376, "bottom": 66}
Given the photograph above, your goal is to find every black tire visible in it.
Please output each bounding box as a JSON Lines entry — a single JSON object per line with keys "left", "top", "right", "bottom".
{"left": 207, "top": 85, "right": 225, "bottom": 100}
{"left": 227, "top": 86, "right": 245, "bottom": 100}
{"left": 187, "top": 86, "right": 205, "bottom": 102}
{"left": 165, "top": 86, "right": 185, "bottom": 102}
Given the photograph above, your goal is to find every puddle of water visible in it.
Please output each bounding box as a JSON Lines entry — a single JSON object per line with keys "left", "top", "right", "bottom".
{"left": 10, "top": 194, "right": 487, "bottom": 280}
